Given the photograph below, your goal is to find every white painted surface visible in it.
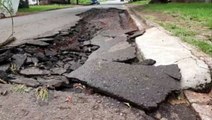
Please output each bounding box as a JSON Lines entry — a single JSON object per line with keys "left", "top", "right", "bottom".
{"left": 136, "top": 27, "right": 211, "bottom": 89}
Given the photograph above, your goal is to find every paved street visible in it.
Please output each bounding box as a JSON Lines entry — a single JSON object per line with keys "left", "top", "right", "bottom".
{"left": 0, "top": 4, "right": 125, "bottom": 45}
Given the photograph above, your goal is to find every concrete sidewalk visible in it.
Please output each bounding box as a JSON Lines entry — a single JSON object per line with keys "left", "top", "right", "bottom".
{"left": 127, "top": 6, "right": 211, "bottom": 90}
{"left": 127, "top": 6, "right": 212, "bottom": 120}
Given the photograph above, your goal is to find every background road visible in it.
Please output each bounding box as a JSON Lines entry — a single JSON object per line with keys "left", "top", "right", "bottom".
{"left": 0, "top": 4, "right": 125, "bottom": 46}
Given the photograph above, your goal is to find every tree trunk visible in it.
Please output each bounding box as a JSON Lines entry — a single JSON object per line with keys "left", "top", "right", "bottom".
{"left": 19, "top": 0, "right": 29, "bottom": 8}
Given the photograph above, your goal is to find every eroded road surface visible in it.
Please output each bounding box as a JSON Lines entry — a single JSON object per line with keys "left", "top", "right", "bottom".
{"left": 0, "top": 7, "right": 200, "bottom": 120}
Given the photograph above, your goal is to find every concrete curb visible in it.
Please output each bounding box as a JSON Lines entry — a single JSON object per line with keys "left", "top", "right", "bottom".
{"left": 126, "top": 6, "right": 211, "bottom": 90}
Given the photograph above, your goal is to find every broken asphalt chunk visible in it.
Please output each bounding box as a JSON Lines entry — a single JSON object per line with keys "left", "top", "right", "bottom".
{"left": 157, "top": 64, "right": 181, "bottom": 81}
{"left": 0, "top": 50, "right": 12, "bottom": 63}
{"left": 127, "top": 30, "right": 145, "bottom": 43}
{"left": 36, "top": 76, "right": 69, "bottom": 89}
{"left": 88, "top": 35, "right": 136, "bottom": 62}
{"left": 140, "top": 59, "right": 156, "bottom": 66}
{"left": 0, "top": 70, "right": 9, "bottom": 81}
{"left": 10, "top": 76, "right": 40, "bottom": 87}
{"left": 36, "top": 38, "right": 54, "bottom": 42}
{"left": 26, "top": 40, "right": 49, "bottom": 47}
{"left": 65, "top": 60, "right": 181, "bottom": 110}
{"left": 51, "top": 67, "right": 66, "bottom": 75}
{"left": 12, "top": 54, "right": 27, "bottom": 70}
{"left": 0, "top": 64, "right": 10, "bottom": 72}
{"left": 20, "top": 67, "right": 50, "bottom": 76}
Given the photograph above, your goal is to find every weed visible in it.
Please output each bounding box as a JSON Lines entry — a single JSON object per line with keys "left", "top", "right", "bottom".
{"left": 35, "top": 87, "right": 49, "bottom": 101}
{"left": 12, "top": 84, "right": 31, "bottom": 93}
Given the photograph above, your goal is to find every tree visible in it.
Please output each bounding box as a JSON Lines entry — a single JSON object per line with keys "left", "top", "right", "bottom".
{"left": 19, "top": 0, "right": 29, "bottom": 8}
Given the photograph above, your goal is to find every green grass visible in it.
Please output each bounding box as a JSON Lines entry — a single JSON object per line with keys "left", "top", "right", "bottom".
{"left": 136, "top": 2, "right": 212, "bottom": 29}
{"left": 18, "top": 4, "right": 72, "bottom": 14}
{"left": 160, "top": 22, "right": 212, "bottom": 56}
{"left": 131, "top": 2, "right": 212, "bottom": 56}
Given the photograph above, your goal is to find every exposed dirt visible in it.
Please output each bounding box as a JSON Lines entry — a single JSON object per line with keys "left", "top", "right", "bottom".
{"left": 0, "top": 84, "right": 154, "bottom": 120}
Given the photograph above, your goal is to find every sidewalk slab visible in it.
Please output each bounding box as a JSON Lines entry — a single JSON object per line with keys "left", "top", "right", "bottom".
{"left": 136, "top": 27, "right": 211, "bottom": 89}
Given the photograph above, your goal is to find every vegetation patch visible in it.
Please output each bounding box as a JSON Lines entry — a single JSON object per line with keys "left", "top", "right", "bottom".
{"left": 130, "top": 2, "right": 212, "bottom": 56}
{"left": 160, "top": 22, "right": 212, "bottom": 55}
{"left": 18, "top": 4, "right": 73, "bottom": 15}
{"left": 36, "top": 87, "right": 49, "bottom": 101}
{"left": 12, "top": 84, "right": 31, "bottom": 93}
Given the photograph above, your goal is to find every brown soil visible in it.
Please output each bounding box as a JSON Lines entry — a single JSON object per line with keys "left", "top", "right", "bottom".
{"left": 0, "top": 84, "right": 151, "bottom": 120}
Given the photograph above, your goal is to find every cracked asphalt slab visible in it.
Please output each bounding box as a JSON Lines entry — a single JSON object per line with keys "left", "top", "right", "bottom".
{"left": 65, "top": 60, "right": 181, "bottom": 110}
{"left": 88, "top": 35, "right": 136, "bottom": 62}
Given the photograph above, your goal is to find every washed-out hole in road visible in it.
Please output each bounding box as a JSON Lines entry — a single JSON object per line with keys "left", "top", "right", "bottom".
{"left": 0, "top": 8, "right": 200, "bottom": 119}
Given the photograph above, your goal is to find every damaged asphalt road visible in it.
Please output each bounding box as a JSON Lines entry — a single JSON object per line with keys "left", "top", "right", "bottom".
{"left": 0, "top": 8, "right": 200, "bottom": 119}
{"left": 65, "top": 60, "right": 181, "bottom": 110}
